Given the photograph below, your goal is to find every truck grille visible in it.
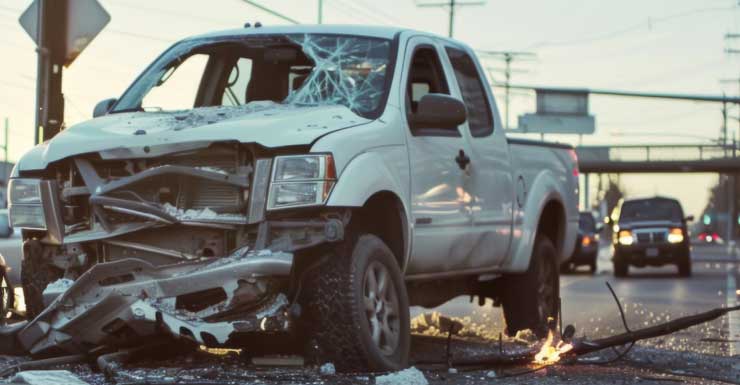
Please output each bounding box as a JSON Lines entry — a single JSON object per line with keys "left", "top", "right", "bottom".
{"left": 635, "top": 229, "right": 667, "bottom": 244}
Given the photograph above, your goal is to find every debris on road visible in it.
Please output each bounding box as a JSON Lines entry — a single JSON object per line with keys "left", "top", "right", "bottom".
{"left": 375, "top": 367, "right": 428, "bottom": 385}
{"left": 319, "top": 362, "right": 336, "bottom": 375}
{"left": 8, "top": 370, "right": 89, "bottom": 385}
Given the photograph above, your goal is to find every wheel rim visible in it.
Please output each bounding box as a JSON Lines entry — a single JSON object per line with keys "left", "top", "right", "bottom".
{"left": 1, "top": 275, "right": 10, "bottom": 323}
{"left": 536, "top": 258, "right": 555, "bottom": 323}
{"left": 362, "top": 261, "right": 401, "bottom": 356}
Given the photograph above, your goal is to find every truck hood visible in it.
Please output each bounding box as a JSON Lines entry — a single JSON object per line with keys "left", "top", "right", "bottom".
{"left": 18, "top": 102, "right": 370, "bottom": 171}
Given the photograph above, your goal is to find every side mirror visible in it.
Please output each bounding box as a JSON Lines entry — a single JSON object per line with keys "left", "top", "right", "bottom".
{"left": 410, "top": 94, "right": 467, "bottom": 131}
{"left": 685, "top": 215, "right": 694, "bottom": 222}
{"left": 93, "top": 98, "right": 117, "bottom": 118}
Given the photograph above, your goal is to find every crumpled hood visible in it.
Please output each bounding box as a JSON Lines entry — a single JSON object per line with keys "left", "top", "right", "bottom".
{"left": 18, "top": 102, "right": 369, "bottom": 171}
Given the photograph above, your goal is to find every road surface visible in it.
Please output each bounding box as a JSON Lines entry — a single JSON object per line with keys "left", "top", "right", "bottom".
{"left": 0, "top": 242, "right": 738, "bottom": 384}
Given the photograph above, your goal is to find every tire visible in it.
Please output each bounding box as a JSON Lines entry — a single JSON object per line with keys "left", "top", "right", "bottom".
{"left": 560, "top": 262, "right": 572, "bottom": 274}
{"left": 589, "top": 260, "right": 597, "bottom": 275}
{"left": 501, "top": 236, "right": 559, "bottom": 339}
{"left": 21, "top": 240, "right": 62, "bottom": 319}
{"left": 1, "top": 269, "right": 13, "bottom": 324}
{"left": 300, "top": 233, "right": 410, "bottom": 372}
{"left": 613, "top": 252, "right": 628, "bottom": 277}
{"left": 677, "top": 249, "right": 692, "bottom": 277}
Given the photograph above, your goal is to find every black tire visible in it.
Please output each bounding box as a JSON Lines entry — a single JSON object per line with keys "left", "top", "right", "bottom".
{"left": 300, "top": 233, "right": 410, "bottom": 372}
{"left": 501, "top": 236, "right": 559, "bottom": 339}
{"left": 21, "top": 240, "right": 62, "bottom": 319}
{"left": 677, "top": 249, "right": 692, "bottom": 277}
{"left": 589, "top": 260, "right": 597, "bottom": 274}
{"left": 613, "top": 252, "right": 628, "bottom": 277}
{"left": 1, "top": 269, "right": 13, "bottom": 324}
{"left": 560, "top": 262, "right": 572, "bottom": 274}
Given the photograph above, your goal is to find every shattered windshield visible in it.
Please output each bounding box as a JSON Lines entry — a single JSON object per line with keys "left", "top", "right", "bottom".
{"left": 112, "top": 34, "right": 393, "bottom": 119}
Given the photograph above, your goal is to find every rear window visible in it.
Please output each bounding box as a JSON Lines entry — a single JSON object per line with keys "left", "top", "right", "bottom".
{"left": 619, "top": 199, "right": 683, "bottom": 222}
{"left": 579, "top": 213, "right": 596, "bottom": 231}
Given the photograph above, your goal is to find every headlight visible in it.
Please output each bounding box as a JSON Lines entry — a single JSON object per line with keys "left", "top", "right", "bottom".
{"left": 9, "top": 178, "right": 42, "bottom": 204}
{"left": 267, "top": 154, "right": 336, "bottom": 210}
{"left": 617, "top": 230, "right": 633, "bottom": 246}
{"left": 667, "top": 228, "right": 684, "bottom": 244}
{"left": 8, "top": 178, "right": 46, "bottom": 230}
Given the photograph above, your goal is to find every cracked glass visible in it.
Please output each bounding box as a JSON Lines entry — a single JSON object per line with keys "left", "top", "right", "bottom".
{"left": 112, "top": 34, "right": 394, "bottom": 119}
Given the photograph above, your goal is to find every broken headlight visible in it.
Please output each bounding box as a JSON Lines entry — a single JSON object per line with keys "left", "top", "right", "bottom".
{"left": 8, "top": 178, "right": 46, "bottom": 230}
{"left": 267, "top": 154, "right": 336, "bottom": 210}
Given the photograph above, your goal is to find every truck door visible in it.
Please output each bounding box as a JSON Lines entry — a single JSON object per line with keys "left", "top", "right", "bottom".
{"left": 402, "top": 37, "right": 477, "bottom": 276}
{"left": 442, "top": 45, "right": 515, "bottom": 267}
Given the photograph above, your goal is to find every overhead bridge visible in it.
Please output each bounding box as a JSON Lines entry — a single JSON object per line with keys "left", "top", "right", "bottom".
{"left": 576, "top": 144, "right": 740, "bottom": 173}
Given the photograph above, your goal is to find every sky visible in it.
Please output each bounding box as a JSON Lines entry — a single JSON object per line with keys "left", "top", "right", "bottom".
{"left": 0, "top": 0, "right": 739, "bottom": 218}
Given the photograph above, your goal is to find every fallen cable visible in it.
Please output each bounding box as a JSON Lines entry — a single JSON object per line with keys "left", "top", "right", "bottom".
{"left": 0, "top": 353, "right": 88, "bottom": 377}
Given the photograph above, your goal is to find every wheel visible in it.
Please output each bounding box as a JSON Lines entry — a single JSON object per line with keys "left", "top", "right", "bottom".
{"left": 21, "top": 240, "right": 62, "bottom": 319}
{"left": 300, "top": 233, "right": 410, "bottom": 372}
{"left": 677, "top": 250, "right": 692, "bottom": 277}
{"left": 1, "top": 269, "right": 13, "bottom": 324}
{"left": 589, "top": 260, "right": 597, "bottom": 274}
{"left": 501, "top": 235, "right": 559, "bottom": 339}
{"left": 560, "top": 262, "right": 572, "bottom": 274}
{"left": 613, "top": 252, "right": 628, "bottom": 277}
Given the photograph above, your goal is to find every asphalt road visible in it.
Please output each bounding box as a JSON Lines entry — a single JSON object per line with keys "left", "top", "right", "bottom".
{"left": 1, "top": 242, "right": 738, "bottom": 384}
{"left": 416, "top": 242, "right": 739, "bottom": 355}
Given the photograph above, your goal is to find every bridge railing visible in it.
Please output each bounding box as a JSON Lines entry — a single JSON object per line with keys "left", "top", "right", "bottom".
{"left": 576, "top": 144, "right": 738, "bottom": 163}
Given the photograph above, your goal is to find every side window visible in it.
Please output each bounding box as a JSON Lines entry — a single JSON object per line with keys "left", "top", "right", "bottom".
{"left": 406, "top": 46, "right": 452, "bottom": 134}
{"left": 445, "top": 47, "right": 494, "bottom": 137}
{"left": 221, "top": 58, "right": 253, "bottom": 106}
{"left": 142, "top": 53, "right": 209, "bottom": 111}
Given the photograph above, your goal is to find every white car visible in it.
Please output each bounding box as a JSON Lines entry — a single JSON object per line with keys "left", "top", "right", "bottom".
{"left": 8, "top": 25, "right": 578, "bottom": 370}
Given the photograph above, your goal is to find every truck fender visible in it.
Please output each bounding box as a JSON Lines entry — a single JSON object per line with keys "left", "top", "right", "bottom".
{"left": 325, "top": 150, "right": 412, "bottom": 268}
{"left": 508, "top": 170, "right": 570, "bottom": 272}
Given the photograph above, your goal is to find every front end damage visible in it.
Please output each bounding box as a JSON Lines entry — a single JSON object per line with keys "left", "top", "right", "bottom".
{"left": 11, "top": 143, "right": 346, "bottom": 355}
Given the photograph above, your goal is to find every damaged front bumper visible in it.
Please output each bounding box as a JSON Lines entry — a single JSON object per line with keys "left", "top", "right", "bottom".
{"left": 19, "top": 249, "right": 294, "bottom": 355}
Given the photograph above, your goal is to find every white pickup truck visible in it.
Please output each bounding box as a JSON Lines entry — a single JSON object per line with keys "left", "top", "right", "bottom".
{"left": 7, "top": 25, "right": 578, "bottom": 371}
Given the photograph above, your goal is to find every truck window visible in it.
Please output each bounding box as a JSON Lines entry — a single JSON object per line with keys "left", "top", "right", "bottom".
{"left": 141, "top": 53, "right": 209, "bottom": 111}
{"left": 445, "top": 47, "right": 494, "bottom": 137}
{"left": 221, "top": 58, "right": 253, "bottom": 107}
{"left": 405, "top": 46, "right": 451, "bottom": 131}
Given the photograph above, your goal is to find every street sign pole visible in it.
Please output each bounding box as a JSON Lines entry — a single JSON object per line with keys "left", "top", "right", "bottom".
{"left": 34, "top": 0, "right": 68, "bottom": 144}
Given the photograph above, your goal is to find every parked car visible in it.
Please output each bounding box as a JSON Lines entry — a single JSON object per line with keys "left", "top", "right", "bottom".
{"left": 610, "top": 197, "right": 692, "bottom": 277}
{"left": 8, "top": 25, "right": 578, "bottom": 371}
{"left": 562, "top": 212, "right": 600, "bottom": 273}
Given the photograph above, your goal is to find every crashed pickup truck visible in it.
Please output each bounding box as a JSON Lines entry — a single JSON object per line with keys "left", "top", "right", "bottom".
{"left": 7, "top": 25, "right": 578, "bottom": 371}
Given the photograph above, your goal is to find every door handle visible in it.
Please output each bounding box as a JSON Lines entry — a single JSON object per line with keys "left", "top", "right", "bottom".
{"left": 455, "top": 149, "right": 470, "bottom": 170}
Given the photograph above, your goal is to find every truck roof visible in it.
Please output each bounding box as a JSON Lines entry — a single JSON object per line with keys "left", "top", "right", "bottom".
{"left": 189, "top": 24, "right": 411, "bottom": 42}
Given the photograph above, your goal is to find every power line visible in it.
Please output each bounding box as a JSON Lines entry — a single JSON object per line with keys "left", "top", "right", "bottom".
{"left": 330, "top": 0, "right": 395, "bottom": 26}
{"left": 355, "top": 0, "right": 405, "bottom": 25}
{"left": 526, "top": 5, "right": 736, "bottom": 49}
{"left": 478, "top": 51, "right": 536, "bottom": 130}
{"left": 416, "top": 0, "right": 486, "bottom": 38}
{"left": 238, "top": 0, "right": 300, "bottom": 24}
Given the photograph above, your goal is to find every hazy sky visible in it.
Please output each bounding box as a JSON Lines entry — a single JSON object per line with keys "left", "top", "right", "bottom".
{"left": 1, "top": 0, "right": 739, "bottom": 217}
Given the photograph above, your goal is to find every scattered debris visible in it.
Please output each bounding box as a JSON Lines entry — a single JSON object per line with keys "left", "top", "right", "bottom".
{"left": 375, "top": 367, "right": 428, "bottom": 385}
{"left": 9, "top": 370, "right": 89, "bottom": 385}
{"left": 319, "top": 362, "right": 335, "bottom": 375}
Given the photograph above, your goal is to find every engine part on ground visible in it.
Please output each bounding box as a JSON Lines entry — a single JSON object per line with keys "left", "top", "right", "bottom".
{"left": 17, "top": 249, "right": 293, "bottom": 356}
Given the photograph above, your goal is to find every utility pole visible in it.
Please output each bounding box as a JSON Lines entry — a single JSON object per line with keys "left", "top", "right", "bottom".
{"left": 477, "top": 50, "right": 536, "bottom": 130}
{"left": 34, "top": 0, "right": 68, "bottom": 144}
{"left": 318, "top": 0, "right": 323, "bottom": 24}
{"left": 2, "top": 118, "right": 7, "bottom": 185}
{"left": 723, "top": 33, "right": 740, "bottom": 243}
{"left": 416, "top": 0, "right": 485, "bottom": 38}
